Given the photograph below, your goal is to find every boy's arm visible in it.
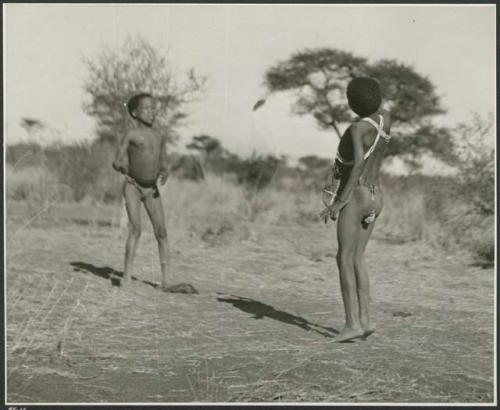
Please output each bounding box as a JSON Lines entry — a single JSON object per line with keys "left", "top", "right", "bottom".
{"left": 158, "top": 135, "right": 169, "bottom": 184}
{"left": 321, "top": 164, "right": 337, "bottom": 207}
{"left": 112, "top": 132, "right": 130, "bottom": 174}
{"left": 380, "top": 109, "right": 392, "bottom": 132}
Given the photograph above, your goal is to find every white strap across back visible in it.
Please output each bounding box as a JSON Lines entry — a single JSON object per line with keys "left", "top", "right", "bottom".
{"left": 335, "top": 114, "right": 390, "bottom": 166}
{"left": 360, "top": 114, "right": 391, "bottom": 160}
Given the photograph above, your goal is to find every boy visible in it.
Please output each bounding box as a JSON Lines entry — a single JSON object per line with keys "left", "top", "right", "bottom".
{"left": 113, "top": 93, "right": 196, "bottom": 294}
{"left": 320, "top": 78, "right": 392, "bottom": 342}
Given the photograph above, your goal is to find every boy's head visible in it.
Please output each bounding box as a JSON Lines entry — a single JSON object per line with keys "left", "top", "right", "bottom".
{"left": 346, "top": 77, "right": 382, "bottom": 118}
{"left": 126, "top": 93, "right": 156, "bottom": 125}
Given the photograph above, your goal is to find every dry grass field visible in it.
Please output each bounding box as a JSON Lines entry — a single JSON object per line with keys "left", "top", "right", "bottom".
{"left": 5, "top": 176, "right": 495, "bottom": 404}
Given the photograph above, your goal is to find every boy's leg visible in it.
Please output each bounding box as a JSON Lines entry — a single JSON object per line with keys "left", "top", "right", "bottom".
{"left": 354, "top": 221, "right": 376, "bottom": 337}
{"left": 334, "top": 202, "right": 364, "bottom": 342}
{"left": 123, "top": 181, "right": 142, "bottom": 287}
{"left": 354, "top": 186, "right": 383, "bottom": 337}
{"left": 143, "top": 189, "right": 171, "bottom": 288}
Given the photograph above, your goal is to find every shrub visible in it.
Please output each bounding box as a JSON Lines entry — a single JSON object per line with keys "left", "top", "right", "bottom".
{"left": 5, "top": 165, "right": 71, "bottom": 219}
{"left": 5, "top": 142, "right": 44, "bottom": 168}
{"left": 452, "top": 113, "right": 494, "bottom": 216}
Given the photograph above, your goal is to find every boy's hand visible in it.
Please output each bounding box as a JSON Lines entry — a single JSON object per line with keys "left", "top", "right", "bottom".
{"left": 329, "top": 199, "right": 350, "bottom": 221}
{"left": 159, "top": 171, "right": 169, "bottom": 185}
{"left": 319, "top": 203, "right": 340, "bottom": 223}
{"left": 319, "top": 206, "right": 330, "bottom": 224}
{"left": 319, "top": 199, "right": 348, "bottom": 223}
{"left": 327, "top": 202, "right": 343, "bottom": 221}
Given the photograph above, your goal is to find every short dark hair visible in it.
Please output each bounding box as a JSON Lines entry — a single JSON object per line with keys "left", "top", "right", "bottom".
{"left": 126, "top": 93, "right": 153, "bottom": 117}
{"left": 346, "top": 77, "right": 382, "bottom": 117}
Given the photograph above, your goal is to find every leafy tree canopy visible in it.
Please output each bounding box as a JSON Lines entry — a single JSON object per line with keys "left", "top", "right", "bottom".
{"left": 264, "top": 48, "right": 451, "bottom": 166}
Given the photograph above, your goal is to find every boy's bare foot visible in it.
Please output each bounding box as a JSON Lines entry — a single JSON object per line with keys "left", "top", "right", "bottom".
{"left": 334, "top": 326, "right": 364, "bottom": 343}
{"left": 161, "top": 283, "right": 199, "bottom": 295}
{"left": 361, "top": 323, "right": 376, "bottom": 339}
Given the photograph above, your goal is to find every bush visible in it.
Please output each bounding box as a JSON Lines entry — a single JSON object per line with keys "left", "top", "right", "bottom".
{"left": 452, "top": 113, "right": 494, "bottom": 216}
{"left": 5, "top": 142, "right": 44, "bottom": 168}
{"left": 169, "top": 153, "right": 205, "bottom": 181}
{"left": 379, "top": 171, "right": 493, "bottom": 263}
{"left": 6, "top": 139, "right": 121, "bottom": 203}
{"left": 5, "top": 164, "right": 71, "bottom": 219}
{"left": 43, "top": 140, "right": 116, "bottom": 202}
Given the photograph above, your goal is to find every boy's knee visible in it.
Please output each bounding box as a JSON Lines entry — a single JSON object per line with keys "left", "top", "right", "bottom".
{"left": 129, "top": 224, "right": 141, "bottom": 238}
{"left": 337, "top": 251, "right": 354, "bottom": 268}
{"left": 155, "top": 226, "right": 167, "bottom": 241}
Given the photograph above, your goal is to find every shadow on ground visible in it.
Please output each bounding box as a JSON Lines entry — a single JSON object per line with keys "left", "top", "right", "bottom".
{"left": 469, "top": 260, "right": 494, "bottom": 269}
{"left": 217, "top": 294, "right": 338, "bottom": 338}
{"left": 70, "top": 261, "right": 159, "bottom": 288}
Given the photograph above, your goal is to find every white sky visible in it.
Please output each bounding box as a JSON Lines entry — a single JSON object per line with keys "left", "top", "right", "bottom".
{"left": 4, "top": 4, "right": 496, "bottom": 160}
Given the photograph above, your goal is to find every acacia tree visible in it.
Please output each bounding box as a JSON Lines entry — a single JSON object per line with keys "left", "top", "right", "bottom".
{"left": 264, "top": 48, "right": 453, "bottom": 166}
{"left": 265, "top": 49, "right": 366, "bottom": 137}
{"left": 82, "top": 35, "right": 206, "bottom": 144}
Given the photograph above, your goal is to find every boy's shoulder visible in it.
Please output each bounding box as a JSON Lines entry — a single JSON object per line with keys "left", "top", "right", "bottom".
{"left": 352, "top": 110, "right": 392, "bottom": 129}
{"left": 349, "top": 119, "right": 372, "bottom": 135}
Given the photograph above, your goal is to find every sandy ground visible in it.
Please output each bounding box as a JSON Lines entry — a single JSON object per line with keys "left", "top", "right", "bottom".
{"left": 5, "top": 204, "right": 495, "bottom": 404}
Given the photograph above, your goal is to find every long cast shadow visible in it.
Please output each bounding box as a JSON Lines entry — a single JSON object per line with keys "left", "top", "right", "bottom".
{"left": 70, "top": 261, "right": 159, "bottom": 289}
{"left": 217, "top": 294, "right": 338, "bottom": 338}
